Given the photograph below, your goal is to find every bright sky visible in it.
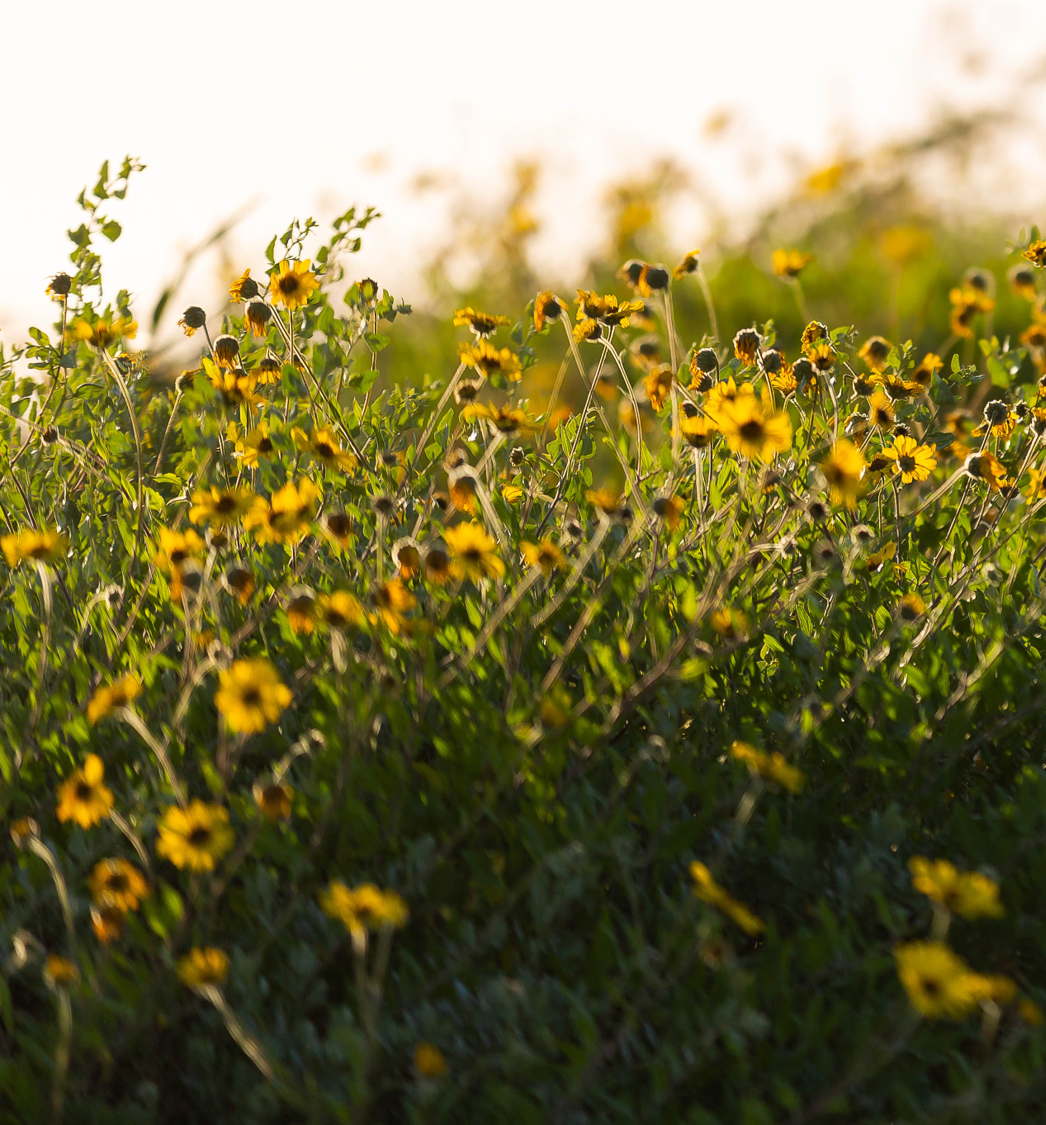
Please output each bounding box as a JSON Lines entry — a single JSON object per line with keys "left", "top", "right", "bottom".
{"left": 2, "top": 0, "right": 1045, "bottom": 342}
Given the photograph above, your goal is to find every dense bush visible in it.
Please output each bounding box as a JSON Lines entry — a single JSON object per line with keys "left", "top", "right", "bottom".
{"left": 2, "top": 157, "right": 1046, "bottom": 1123}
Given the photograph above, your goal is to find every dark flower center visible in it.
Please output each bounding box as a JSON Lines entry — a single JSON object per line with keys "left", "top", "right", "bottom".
{"left": 75, "top": 782, "right": 94, "bottom": 800}
{"left": 739, "top": 420, "right": 765, "bottom": 441}
{"left": 898, "top": 455, "right": 916, "bottom": 473}
{"left": 188, "top": 827, "right": 212, "bottom": 847}
{"left": 241, "top": 687, "right": 262, "bottom": 707}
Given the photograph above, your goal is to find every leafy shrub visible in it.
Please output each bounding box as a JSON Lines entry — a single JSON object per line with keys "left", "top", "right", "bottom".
{"left": 1, "top": 157, "right": 1046, "bottom": 1123}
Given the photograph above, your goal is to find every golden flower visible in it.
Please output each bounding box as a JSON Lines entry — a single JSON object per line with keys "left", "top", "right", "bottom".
{"left": 318, "top": 590, "right": 366, "bottom": 632}
{"left": 1022, "top": 240, "right": 1046, "bottom": 269}
{"left": 189, "top": 485, "right": 255, "bottom": 527}
{"left": 453, "top": 307, "right": 510, "bottom": 338}
{"left": 463, "top": 403, "right": 536, "bottom": 436}
{"left": 732, "top": 328, "right": 762, "bottom": 366}
{"left": 373, "top": 578, "right": 416, "bottom": 634}
{"left": 949, "top": 286, "right": 994, "bottom": 338}
{"left": 286, "top": 592, "right": 317, "bottom": 634}
{"left": 91, "top": 905, "right": 124, "bottom": 944}
{"left": 820, "top": 440, "right": 866, "bottom": 510}
{"left": 215, "top": 658, "right": 291, "bottom": 734}
{"left": 445, "top": 521, "right": 505, "bottom": 581}
{"left": 772, "top": 248, "right": 812, "bottom": 278}
{"left": 586, "top": 486, "right": 624, "bottom": 517}
{"left": 244, "top": 478, "right": 321, "bottom": 544}
{"left": 711, "top": 606, "right": 749, "bottom": 639}
{"left": 56, "top": 754, "right": 114, "bottom": 828}
{"left": 325, "top": 512, "right": 353, "bottom": 548}
{"left": 253, "top": 780, "right": 293, "bottom": 821}
{"left": 319, "top": 880, "right": 409, "bottom": 947}
{"left": 155, "top": 527, "right": 205, "bottom": 576}
{"left": 911, "top": 353, "right": 943, "bottom": 389}
{"left": 717, "top": 395, "right": 792, "bottom": 462}
{"left": 269, "top": 259, "right": 319, "bottom": 310}
{"left": 177, "top": 306, "right": 206, "bottom": 335}
{"left": 882, "top": 373, "right": 923, "bottom": 400}
{"left": 1, "top": 528, "right": 68, "bottom": 568}
{"left": 644, "top": 364, "right": 675, "bottom": 413}
{"left": 1008, "top": 262, "right": 1038, "bottom": 300}
{"left": 689, "top": 861, "right": 764, "bottom": 936}
{"left": 573, "top": 317, "right": 602, "bottom": 343}
{"left": 729, "top": 741, "right": 805, "bottom": 794}
{"left": 964, "top": 451, "right": 1009, "bottom": 492}
{"left": 807, "top": 340, "right": 837, "bottom": 375}
{"left": 71, "top": 315, "right": 137, "bottom": 349}
{"left": 255, "top": 353, "right": 283, "bottom": 384}
{"left": 867, "top": 390, "right": 895, "bottom": 430}
{"left": 448, "top": 468, "right": 478, "bottom": 514}
{"left": 224, "top": 565, "right": 256, "bottom": 605}
{"left": 392, "top": 537, "right": 422, "bottom": 579}
{"left": 521, "top": 539, "right": 567, "bottom": 575}
{"left": 894, "top": 942, "right": 982, "bottom": 1020}
{"left": 575, "top": 290, "right": 645, "bottom": 328}
{"left": 972, "top": 403, "right": 1018, "bottom": 441}
{"left": 423, "top": 542, "right": 453, "bottom": 585}
{"left": 636, "top": 263, "right": 669, "bottom": 297}
{"left": 652, "top": 495, "right": 685, "bottom": 530}
{"left": 967, "top": 974, "right": 1018, "bottom": 1006}
{"left": 858, "top": 336, "right": 892, "bottom": 372}
{"left": 206, "top": 361, "right": 263, "bottom": 409}
{"left": 211, "top": 334, "right": 240, "bottom": 369}
{"left": 458, "top": 340, "right": 522, "bottom": 381}
{"left": 866, "top": 542, "right": 897, "bottom": 572}
{"left": 908, "top": 857, "right": 1003, "bottom": 919}
{"left": 10, "top": 818, "right": 39, "bottom": 847}
{"left": 86, "top": 675, "right": 143, "bottom": 725}
{"left": 1024, "top": 466, "right": 1046, "bottom": 502}
{"left": 1021, "top": 322, "right": 1046, "bottom": 349}
{"left": 156, "top": 801, "right": 235, "bottom": 872}
{"left": 770, "top": 364, "right": 797, "bottom": 396}
{"left": 230, "top": 421, "right": 276, "bottom": 468}
{"left": 88, "top": 858, "right": 149, "bottom": 914}
{"left": 244, "top": 299, "right": 273, "bottom": 337}
{"left": 292, "top": 425, "right": 356, "bottom": 471}
{"left": 678, "top": 411, "right": 717, "bottom": 449}
{"left": 177, "top": 947, "right": 229, "bottom": 989}
{"left": 533, "top": 291, "right": 567, "bottom": 332}
{"left": 44, "top": 955, "right": 80, "bottom": 987}
{"left": 704, "top": 376, "right": 756, "bottom": 423}
{"left": 883, "top": 436, "right": 936, "bottom": 484}
{"left": 414, "top": 1043, "right": 449, "bottom": 1079}
{"left": 898, "top": 592, "right": 926, "bottom": 621}
{"left": 229, "top": 268, "right": 260, "bottom": 303}
{"left": 672, "top": 248, "right": 701, "bottom": 279}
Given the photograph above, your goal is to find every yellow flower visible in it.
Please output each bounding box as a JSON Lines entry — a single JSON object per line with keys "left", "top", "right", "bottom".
{"left": 1024, "top": 466, "right": 1046, "bottom": 502}
{"left": 882, "top": 373, "right": 924, "bottom": 400}
{"left": 463, "top": 403, "right": 536, "bottom": 436}
{"left": 46, "top": 272, "right": 73, "bottom": 300}
{"left": 86, "top": 675, "right": 143, "bottom": 725}
{"left": 319, "top": 880, "right": 409, "bottom": 948}
{"left": 898, "top": 592, "right": 926, "bottom": 621}
{"left": 1023, "top": 239, "right": 1046, "bottom": 269}
{"left": 392, "top": 537, "right": 422, "bottom": 579}
{"left": 91, "top": 905, "right": 124, "bottom": 944}
{"left": 414, "top": 1042, "right": 449, "bottom": 1079}
{"left": 214, "top": 658, "right": 292, "bottom": 734}
{"left": 156, "top": 801, "right": 235, "bottom": 872}
{"left": 689, "top": 862, "right": 765, "bottom": 936}
{"left": 1, "top": 528, "right": 68, "bottom": 568}
{"left": 717, "top": 395, "right": 792, "bottom": 462}
{"left": 710, "top": 606, "right": 749, "bottom": 639}
{"left": 292, "top": 426, "right": 357, "bottom": 471}
{"left": 807, "top": 340, "right": 837, "bottom": 374}
{"left": 88, "top": 858, "right": 149, "bottom": 914}
{"left": 800, "top": 321, "right": 829, "bottom": 354}
{"left": 189, "top": 486, "right": 255, "bottom": 528}
{"left": 772, "top": 248, "right": 812, "bottom": 278}
{"left": 445, "top": 521, "right": 505, "bottom": 581}
{"left": 44, "top": 955, "right": 80, "bottom": 987}
{"left": 652, "top": 495, "right": 685, "bottom": 530}
{"left": 253, "top": 780, "right": 294, "bottom": 821}
{"left": 678, "top": 411, "right": 718, "bottom": 449}
{"left": 229, "top": 268, "right": 260, "bottom": 303}
{"left": 521, "top": 539, "right": 567, "bottom": 575}
{"left": 867, "top": 390, "right": 895, "bottom": 430}
{"left": 643, "top": 364, "right": 675, "bottom": 413}
{"left": 269, "top": 259, "right": 319, "bottom": 310}
{"left": 56, "top": 754, "right": 114, "bottom": 828}
{"left": 964, "top": 451, "right": 1009, "bottom": 492}
{"left": 155, "top": 527, "right": 205, "bottom": 576}
{"left": 881, "top": 225, "right": 932, "bottom": 265}
{"left": 373, "top": 578, "right": 416, "bottom": 634}
{"left": 177, "top": 947, "right": 230, "bottom": 989}
{"left": 820, "top": 440, "right": 866, "bottom": 510}
{"left": 672, "top": 248, "right": 701, "bottom": 279}
{"left": 949, "top": 286, "right": 994, "bottom": 338}
{"left": 453, "top": 307, "right": 510, "bottom": 338}
{"left": 423, "top": 542, "right": 453, "bottom": 585}
{"left": 703, "top": 376, "right": 755, "bottom": 424}
{"left": 883, "top": 436, "right": 937, "bottom": 484}
{"left": 206, "top": 362, "right": 263, "bottom": 409}
{"left": 574, "top": 290, "right": 645, "bottom": 328}
{"left": 71, "top": 315, "right": 137, "bottom": 349}
{"left": 729, "top": 741, "right": 805, "bottom": 794}
{"left": 316, "top": 590, "right": 366, "bottom": 631}
{"left": 232, "top": 422, "right": 276, "bottom": 467}
{"left": 911, "top": 353, "right": 943, "bottom": 389}
{"left": 224, "top": 565, "right": 256, "bottom": 605}
{"left": 458, "top": 340, "right": 522, "bottom": 381}
{"left": 908, "top": 858, "right": 1004, "bottom": 920}
{"left": 894, "top": 942, "right": 982, "bottom": 1020}
{"left": 286, "top": 592, "right": 317, "bottom": 634}
{"left": 244, "top": 479, "right": 321, "bottom": 544}
{"left": 533, "top": 291, "right": 567, "bottom": 332}
{"left": 858, "top": 335, "right": 891, "bottom": 372}
{"left": 733, "top": 328, "right": 762, "bottom": 366}
{"left": 865, "top": 542, "right": 897, "bottom": 572}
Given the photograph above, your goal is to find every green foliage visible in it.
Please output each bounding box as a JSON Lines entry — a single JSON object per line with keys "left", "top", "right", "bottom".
{"left": 0, "top": 157, "right": 1045, "bottom": 1124}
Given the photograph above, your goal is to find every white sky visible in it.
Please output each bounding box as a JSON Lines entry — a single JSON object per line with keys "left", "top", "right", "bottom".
{"left": 2, "top": 0, "right": 1046, "bottom": 343}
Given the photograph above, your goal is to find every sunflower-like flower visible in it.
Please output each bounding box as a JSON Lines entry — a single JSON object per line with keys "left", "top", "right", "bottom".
{"left": 689, "top": 861, "right": 764, "bottom": 936}
{"left": 458, "top": 340, "right": 522, "bottom": 381}
{"left": 807, "top": 340, "right": 837, "bottom": 375}
{"left": 319, "top": 880, "right": 409, "bottom": 950}
{"left": 214, "top": 658, "right": 291, "bottom": 734}
{"left": 444, "top": 521, "right": 505, "bottom": 581}
{"left": 92, "top": 905, "right": 124, "bottom": 944}
{"left": 254, "top": 353, "right": 283, "bottom": 385}
{"left": 1023, "top": 240, "right": 1046, "bottom": 269}
{"left": 575, "top": 290, "right": 645, "bottom": 328}
{"left": 316, "top": 590, "right": 366, "bottom": 631}
{"left": 867, "top": 390, "right": 895, "bottom": 430}
{"left": 155, "top": 527, "right": 205, "bottom": 576}
{"left": 86, "top": 675, "right": 143, "bottom": 725}
{"left": 1, "top": 528, "right": 68, "bottom": 568}
{"left": 716, "top": 394, "right": 792, "bottom": 462}
{"left": 462, "top": 402, "right": 536, "bottom": 436}
{"left": 269, "top": 259, "right": 319, "bottom": 310}
{"left": 211, "top": 334, "right": 240, "bottom": 369}
{"left": 732, "top": 328, "right": 762, "bottom": 366}
{"left": 894, "top": 942, "right": 983, "bottom": 1020}
{"left": 672, "top": 248, "right": 701, "bottom": 279}
{"left": 820, "top": 439, "right": 866, "bottom": 510}
{"left": 533, "top": 291, "right": 567, "bottom": 332}
{"left": 46, "top": 272, "right": 73, "bottom": 299}
{"left": 285, "top": 591, "right": 317, "bottom": 634}
{"left": 800, "top": 321, "right": 829, "bottom": 354}
{"left": 453, "top": 307, "right": 510, "bottom": 338}
{"left": 206, "top": 360, "right": 263, "bottom": 409}
{"left": 88, "top": 858, "right": 149, "bottom": 914}
{"left": 678, "top": 408, "right": 718, "bottom": 449}
{"left": 56, "top": 754, "right": 114, "bottom": 828}
{"left": 229, "top": 268, "right": 260, "bottom": 303}
{"left": 44, "top": 956, "right": 80, "bottom": 987}
{"left": 910, "top": 353, "right": 943, "bottom": 389}
{"left": 858, "top": 335, "right": 892, "bottom": 372}
{"left": 650, "top": 495, "right": 684, "bottom": 530}
{"left": 643, "top": 364, "right": 675, "bottom": 413}
{"left": 373, "top": 578, "right": 416, "bottom": 634}
{"left": 772, "top": 248, "right": 812, "bottom": 278}
{"left": 636, "top": 263, "right": 669, "bottom": 297}
{"left": 703, "top": 376, "right": 756, "bottom": 423}
{"left": 521, "top": 539, "right": 567, "bottom": 575}
{"left": 230, "top": 421, "right": 276, "bottom": 467}
{"left": 224, "top": 565, "right": 256, "bottom": 604}
{"left": 710, "top": 606, "right": 749, "bottom": 639}
{"left": 949, "top": 286, "right": 994, "bottom": 338}
{"left": 253, "top": 780, "right": 294, "bottom": 821}
{"left": 392, "top": 537, "right": 422, "bottom": 578}
{"left": 177, "top": 947, "right": 230, "bottom": 989}
{"left": 730, "top": 741, "right": 805, "bottom": 793}
{"left": 157, "top": 801, "right": 234, "bottom": 872}
{"left": 244, "top": 479, "right": 321, "bottom": 544}
{"left": 189, "top": 485, "right": 255, "bottom": 528}
{"left": 1008, "top": 262, "right": 1038, "bottom": 300}
{"left": 883, "top": 436, "right": 937, "bottom": 484}
{"left": 177, "top": 306, "right": 206, "bottom": 336}
{"left": 292, "top": 425, "right": 357, "bottom": 471}
{"left": 244, "top": 299, "right": 273, "bottom": 337}
{"left": 71, "top": 315, "right": 137, "bottom": 349}
{"left": 866, "top": 542, "right": 898, "bottom": 572}
{"left": 909, "top": 857, "right": 1004, "bottom": 919}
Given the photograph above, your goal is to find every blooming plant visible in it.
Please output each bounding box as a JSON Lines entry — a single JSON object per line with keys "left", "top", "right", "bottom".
{"left": 1, "top": 155, "right": 1045, "bottom": 1122}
